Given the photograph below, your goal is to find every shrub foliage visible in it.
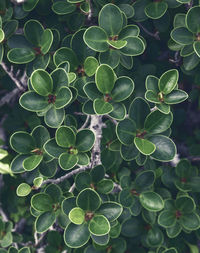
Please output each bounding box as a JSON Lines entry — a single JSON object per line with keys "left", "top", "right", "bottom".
{"left": 0, "top": 0, "right": 200, "bottom": 252}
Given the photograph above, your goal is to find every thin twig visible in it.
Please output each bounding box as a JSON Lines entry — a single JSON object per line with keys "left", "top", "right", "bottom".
{"left": 79, "top": 115, "right": 90, "bottom": 130}
{"left": 0, "top": 62, "right": 26, "bottom": 91}
{"left": 69, "top": 183, "right": 76, "bottom": 193}
{"left": 0, "top": 88, "right": 20, "bottom": 107}
{"left": 41, "top": 165, "right": 91, "bottom": 186}
{"left": 0, "top": 205, "right": 8, "bottom": 222}
{"left": 136, "top": 22, "right": 160, "bottom": 40}
{"left": 89, "top": 115, "right": 106, "bottom": 167}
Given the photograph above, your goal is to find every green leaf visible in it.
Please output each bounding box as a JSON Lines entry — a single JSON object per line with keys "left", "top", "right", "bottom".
{"left": 23, "top": 154, "right": 43, "bottom": 171}
{"left": 31, "top": 125, "right": 50, "bottom": 148}
{"left": 64, "top": 223, "right": 90, "bottom": 248}
{"left": 69, "top": 207, "right": 85, "bottom": 225}
{"left": 145, "top": 2, "right": 168, "bottom": 19}
{"left": 107, "top": 40, "right": 127, "bottom": 49}
{"left": 119, "top": 25, "right": 140, "bottom": 39}
{"left": 0, "top": 43, "right": 4, "bottom": 63}
{"left": 164, "top": 90, "right": 188, "bottom": 104}
{"left": 18, "top": 247, "right": 31, "bottom": 253}
{"left": 84, "top": 82, "right": 102, "bottom": 100}
{"left": 145, "top": 75, "right": 159, "bottom": 92}
{"left": 156, "top": 103, "right": 170, "bottom": 114}
{"left": 20, "top": 91, "right": 49, "bottom": 112}
{"left": 99, "top": 4, "right": 123, "bottom": 37}
{"left": 0, "top": 28, "right": 4, "bottom": 43}
{"left": 7, "top": 48, "right": 35, "bottom": 64}
{"left": 99, "top": 49, "right": 120, "bottom": 69}
{"left": 183, "top": 52, "right": 200, "bottom": 71}
{"left": 75, "top": 129, "right": 95, "bottom": 152}
{"left": 95, "top": 64, "right": 115, "bottom": 94}
{"left": 96, "top": 179, "right": 114, "bottom": 194}
{"left": 62, "top": 197, "right": 76, "bottom": 216}
{"left": 23, "top": 0, "right": 39, "bottom": 11}
{"left": 24, "top": 19, "right": 44, "bottom": 46}
{"left": 171, "top": 27, "right": 194, "bottom": 45}
{"left": 145, "top": 90, "right": 160, "bottom": 104}
{"left": 148, "top": 135, "right": 176, "bottom": 162}
{"left": 16, "top": 183, "right": 32, "bottom": 197}
{"left": 53, "top": 47, "right": 78, "bottom": 71}
{"left": 193, "top": 41, "right": 200, "bottom": 57}
{"left": 158, "top": 69, "right": 179, "bottom": 95}
{"left": 129, "top": 97, "right": 150, "bottom": 129}
{"left": 90, "top": 234, "right": 110, "bottom": 246}
{"left": 59, "top": 152, "right": 78, "bottom": 170}
{"left": 186, "top": 6, "right": 200, "bottom": 33}
{"left": 135, "top": 170, "right": 156, "bottom": 190}
{"left": 139, "top": 191, "right": 164, "bottom": 212}
{"left": 44, "top": 138, "right": 65, "bottom": 158}
{"left": 166, "top": 222, "right": 182, "bottom": 238}
{"left": 180, "top": 212, "right": 200, "bottom": 230}
{"left": 108, "top": 102, "right": 126, "bottom": 121}
{"left": 111, "top": 76, "right": 134, "bottom": 102}
{"left": 10, "top": 154, "right": 28, "bottom": 174}
{"left": 119, "top": 4, "right": 135, "bottom": 19}
{"left": 44, "top": 107, "right": 65, "bottom": 128}
{"left": 56, "top": 126, "right": 76, "bottom": 148}
{"left": 134, "top": 137, "right": 156, "bottom": 155}
{"left": 116, "top": 118, "right": 136, "bottom": 145}
{"left": 52, "top": 1, "right": 76, "bottom": 15}
{"left": 175, "top": 196, "right": 195, "bottom": 213}
{"left": 120, "top": 37, "right": 145, "bottom": 56}
{"left": 41, "top": 29, "right": 53, "bottom": 54}
{"left": 158, "top": 210, "right": 176, "bottom": 228}
{"left": 93, "top": 98, "right": 113, "bottom": 115}
{"left": 120, "top": 143, "right": 139, "bottom": 161}
{"left": 35, "top": 211, "right": 56, "bottom": 233}
{"left": 10, "top": 131, "right": 35, "bottom": 154}
{"left": 144, "top": 110, "right": 173, "bottom": 134}
{"left": 31, "top": 193, "right": 53, "bottom": 212}
{"left": 84, "top": 57, "right": 99, "bottom": 77}
{"left": 89, "top": 215, "right": 110, "bottom": 236}
{"left": 97, "top": 202, "right": 123, "bottom": 222}
{"left": 77, "top": 188, "right": 101, "bottom": 211}
{"left": 83, "top": 26, "right": 109, "bottom": 52}
{"left": 31, "top": 69, "right": 53, "bottom": 96}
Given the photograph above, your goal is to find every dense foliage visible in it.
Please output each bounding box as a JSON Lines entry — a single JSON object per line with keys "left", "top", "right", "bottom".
{"left": 0, "top": 0, "right": 200, "bottom": 252}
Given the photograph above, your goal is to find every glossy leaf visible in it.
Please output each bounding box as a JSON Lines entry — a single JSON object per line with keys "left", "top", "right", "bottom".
{"left": 95, "top": 64, "right": 115, "bottom": 94}
{"left": 16, "top": 183, "right": 31, "bottom": 197}
{"left": 35, "top": 211, "right": 56, "bottom": 233}
{"left": 111, "top": 76, "right": 134, "bottom": 102}
{"left": 139, "top": 191, "right": 164, "bottom": 212}
{"left": 159, "top": 69, "right": 179, "bottom": 95}
{"left": 148, "top": 135, "right": 176, "bottom": 161}
{"left": 56, "top": 126, "right": 76, "bottom": 148}
{"left": 31, "top": 69, "right": 53, "bottom": 96}
{"left": 93, "top": 98, "right": 113, "bottom": 115}
{"left": 134, "top": 137, "right": 156, "bottom": 155}
{"left": 69, "top": 207, "right": 85, "bottom": 225}
{"left": 83, "top": 26, "right": 109, "bottom": 52}
{"left": 7, "top": 48, "right": 35, "bottom": 64}
{"left": 59, "top": 152, "right": 78, "bottom": 170}
{"left": 76, "top": 129, "right": 95, "bottom": 152}
{"left": 76, "top": 188, "right": 101, "bottom": 211}
{"left": 186, "top": 6, "right": 200, "bottom": 33}
{"left": 99, "top": 4, "right": 123, "bottom": 37}
{"left": 97, "top": 202, "right": 123, "bottom": 222}
{"left": 89, "top": 215, "right": 110, "bottom": 236}
{"left": 144, "top": 111, "right": 173, "bottom": 134}
{"left": 10, "top": 132, "right": 35, "bottom": 154}
{"left": 64, "top": 223, "right": 90, "bottom": 248}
